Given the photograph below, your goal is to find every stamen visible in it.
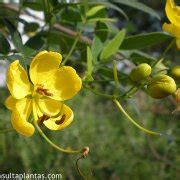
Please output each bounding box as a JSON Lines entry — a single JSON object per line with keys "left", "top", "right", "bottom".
{"left": 55, "top": 114, "right": 66, "bottom": 125}
{"left": 38, "top": 114, "right": 50, "bottom": 125}
{"left": 36, "top": 86, "right": 53, "bottom": 96}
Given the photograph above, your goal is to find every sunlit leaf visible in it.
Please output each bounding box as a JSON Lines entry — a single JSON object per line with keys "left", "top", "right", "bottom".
{"left": 87, "top": 18, "right": 116, "bottom": 23}
{"left": 100, "top": 29, "right": 126, "bottom": 61}
{"left": 87, "top": 5, "right": 106, "bottom": 17}
{"left": 91, "top": 35, "right": 103, "bottom": 63}
{"left": 86, "top": 46, "right": 94, "bottom": 81}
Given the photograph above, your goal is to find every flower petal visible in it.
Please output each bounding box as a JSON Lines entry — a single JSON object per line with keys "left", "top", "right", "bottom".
{"left": 41, "top": 66, "right": 82, "bottom": 101}
{"left": 5, "top": 95, "right": 17, "bottom": 110}
{"left": 43, "top": 104, "right": 74, "bottom": 130}
{"left": 30, "top": 51, "right": 62, "bottom": 85}
{"left": 11, "top": 98, "right": 34, "bottom": 137}
{"left": 162, "top": 23, "right": 180, "bottom": 37}
{"left": 37, "top": 98, "right": 62, "bottom": 117}
{"left": 6, "top": 60, "right": 32, "bottom": 99}
{"left": 165, "top": 0, "right": 180, "bottom": 25}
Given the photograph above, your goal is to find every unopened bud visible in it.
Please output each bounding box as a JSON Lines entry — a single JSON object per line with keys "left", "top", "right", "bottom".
{"left": 130, "top": 63, "right": 151, "bottom": 82}
{"left": 147, "top": 75, "right": 177, "bottom": 99}
{"left": 170, "top": 66, "right": 180, "bottom": 80}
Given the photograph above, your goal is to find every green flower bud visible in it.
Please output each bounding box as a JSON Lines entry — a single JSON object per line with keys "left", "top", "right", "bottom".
{"left": 170, "top": 66, "right": 180, "bottom": 80}
{"left": 130, "top": 63, "right": 151, "bottom": 82}
{"left": 147, "top": 75, "right": 177, "bottom": 99}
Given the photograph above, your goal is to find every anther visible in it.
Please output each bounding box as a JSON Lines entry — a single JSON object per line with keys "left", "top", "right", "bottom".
{"left": 55, "top": 114, "right": 66, "bottom": 125}
{"left": 38, "top": 114, "right": 50, "bottom": 125}
{"left": 36, "top": 86, "right": 53, "bottom": 96}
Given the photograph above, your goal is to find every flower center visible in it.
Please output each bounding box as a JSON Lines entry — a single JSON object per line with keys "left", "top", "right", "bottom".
{"left": 36, "top": 84, "right": 53, "bottom": 97}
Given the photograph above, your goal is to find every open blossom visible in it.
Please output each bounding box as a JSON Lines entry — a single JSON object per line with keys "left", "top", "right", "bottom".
{"left": 5, "top": 51, "right": 82, "bottom": 137}
{"left": 162, "top": 0, "right": 180, "bottom": 48}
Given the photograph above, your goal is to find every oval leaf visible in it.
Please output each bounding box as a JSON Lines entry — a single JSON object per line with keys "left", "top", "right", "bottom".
{"left": 100, "top": 29, "right": 126, "bottom": 61}
{"left": 121, "top": 32, "right": 172, "bottom": 50}
{"left": 113, "top": 0, "right": 161, "bottom": 20}
{"left": 87, "top": 5, "right": 106, "bottom": 17}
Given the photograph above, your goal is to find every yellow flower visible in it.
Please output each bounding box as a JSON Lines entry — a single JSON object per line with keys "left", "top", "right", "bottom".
{"left": 162, "top": 0, "right": 180, "bottom": 48}
{"left": 5, "top": 51, "right": 82, "bottom": 137}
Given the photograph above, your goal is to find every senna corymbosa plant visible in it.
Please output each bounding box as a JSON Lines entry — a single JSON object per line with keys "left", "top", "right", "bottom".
{"left": 0, "top": 0, "right": 179, "bottom": 178}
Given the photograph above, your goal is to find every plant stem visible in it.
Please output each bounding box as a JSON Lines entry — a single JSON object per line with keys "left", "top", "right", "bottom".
{"left": 152, "top": 39, "right": 175, "bottom": 68}
{"left": 76, "top": 156, "right": 87, "bottom": 180}
{"left": 113, "top": 60, "right": 119, "bottom": 97}
{"left": 32, "top": 101, "right": 81, "bottom": 154}
{"left": 33, "top": 120, "right": 81, "bottom": 154}
{"left": 62, "top": 29, "right": 83, "bottom": 65}
{"left": 113, "top": 99, "right": 161, "bottom": 136}
{"left": 84, "top": 86, "right": 114, "bottom": 99}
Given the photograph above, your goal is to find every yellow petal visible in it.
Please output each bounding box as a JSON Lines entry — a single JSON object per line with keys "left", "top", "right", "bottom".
{"left": 162, "top": 23, "right": 180, "bottom": 37}
{"left": 43, "top": 104, "right": 74, "bottom": 130}
{"left": 11, "top": 98, "right": 34, "bottom": 137}
{"left": 165, "top": 0, "right": 180, "bottom": 25}
{"left": 30, "top": 51, "right": 62, "bottom": 85}
{"left": 37, "top": 98, "right": 62, "bottom": 117}
{"left": 5, "top": 95, "right": 17, "bottom": 110}
{"left": 40, "top": 66, "right": 82, "bottom": 101}
{"left": 6, "top": 60, "right": 32, "bottom": 99}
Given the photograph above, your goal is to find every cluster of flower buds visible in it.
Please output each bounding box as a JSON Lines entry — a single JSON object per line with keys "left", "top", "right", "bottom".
{"left": 129, "top": 63, "right": 179, "bottom": 100}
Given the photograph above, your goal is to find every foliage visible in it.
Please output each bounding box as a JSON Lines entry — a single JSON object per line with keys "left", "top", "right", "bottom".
{"left": 0, "top": 0, "right": 179, "bottom": 179}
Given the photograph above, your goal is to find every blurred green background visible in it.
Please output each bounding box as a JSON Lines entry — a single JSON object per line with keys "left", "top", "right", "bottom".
{"left": 0, "top": 0, "right": 180, "bottom": 179}
{"left": 0, "top": 89, "right": 179, "bottom": 179}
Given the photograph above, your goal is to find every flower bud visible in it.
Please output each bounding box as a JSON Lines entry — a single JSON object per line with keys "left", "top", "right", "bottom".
{"left": 130, "top": 63, "right": 151, "bottom": 82}
{"left": 172, "top": 88, "right": 180, "bottom": 114}
{"left": 147, "top": 75, "right": 177, "bottom": 99}
{"left": 170, "top": 66, "right": 180, "bottom": 80}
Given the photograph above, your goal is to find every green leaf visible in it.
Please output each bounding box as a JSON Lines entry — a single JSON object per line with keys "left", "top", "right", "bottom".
{"left": 96, "top": 66, "right": 127, "bottom": 80}
{"left": 95, "top": 21, "right": 109, "bottom": 42}
{"left": 86, "top": 46, "right": 94, "bottom": 81}
{"left": 6, "top": 54, "right": 27, "bottom": 69}
{"left": 25, "top": 34, "right": 45, "bottom": 50}
{"left": 4, "top": 19, "right": 23, "bottom": 51}
{"left": 22, "top": 2, "right": 43, "bottom": 11}
{"left": 86, "top": 47, "right": 94, "bottom": 81}
{"left": 129, "top": 50, "right": 156, "bottom": 64}
{"left": 121, "top": 32, "right": 172, "bottom": 50}
{"left": 60, "top": 7, "right": 82, "bottom": 22}
{"left": 102, "top": 2, "right": 128, "bottom": 20}
{"left": 91, "top": 35, "right": 103, "bottom": 63}
{"left": 87, "top": 5, "right": 106, "bottom": 17}
{"left": 6, "top": 54, "right": 22, "bottom": 63}
{"left": 0, "top": 32, "right": 10, "bottom": 55}
{"left": 4, "top": 19, "right": 35, "bottom": 57}
{"left": 112, "top": 0, "right": 161, "bottom": 20}
{"left": 87, "top": 18, "right": 116, "bottom": 23}
{"left": 24, "top": 22, "right": 39, "bottom": 33}
{"left": 100, "top": 29, "right": 126, "bottom": 61}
